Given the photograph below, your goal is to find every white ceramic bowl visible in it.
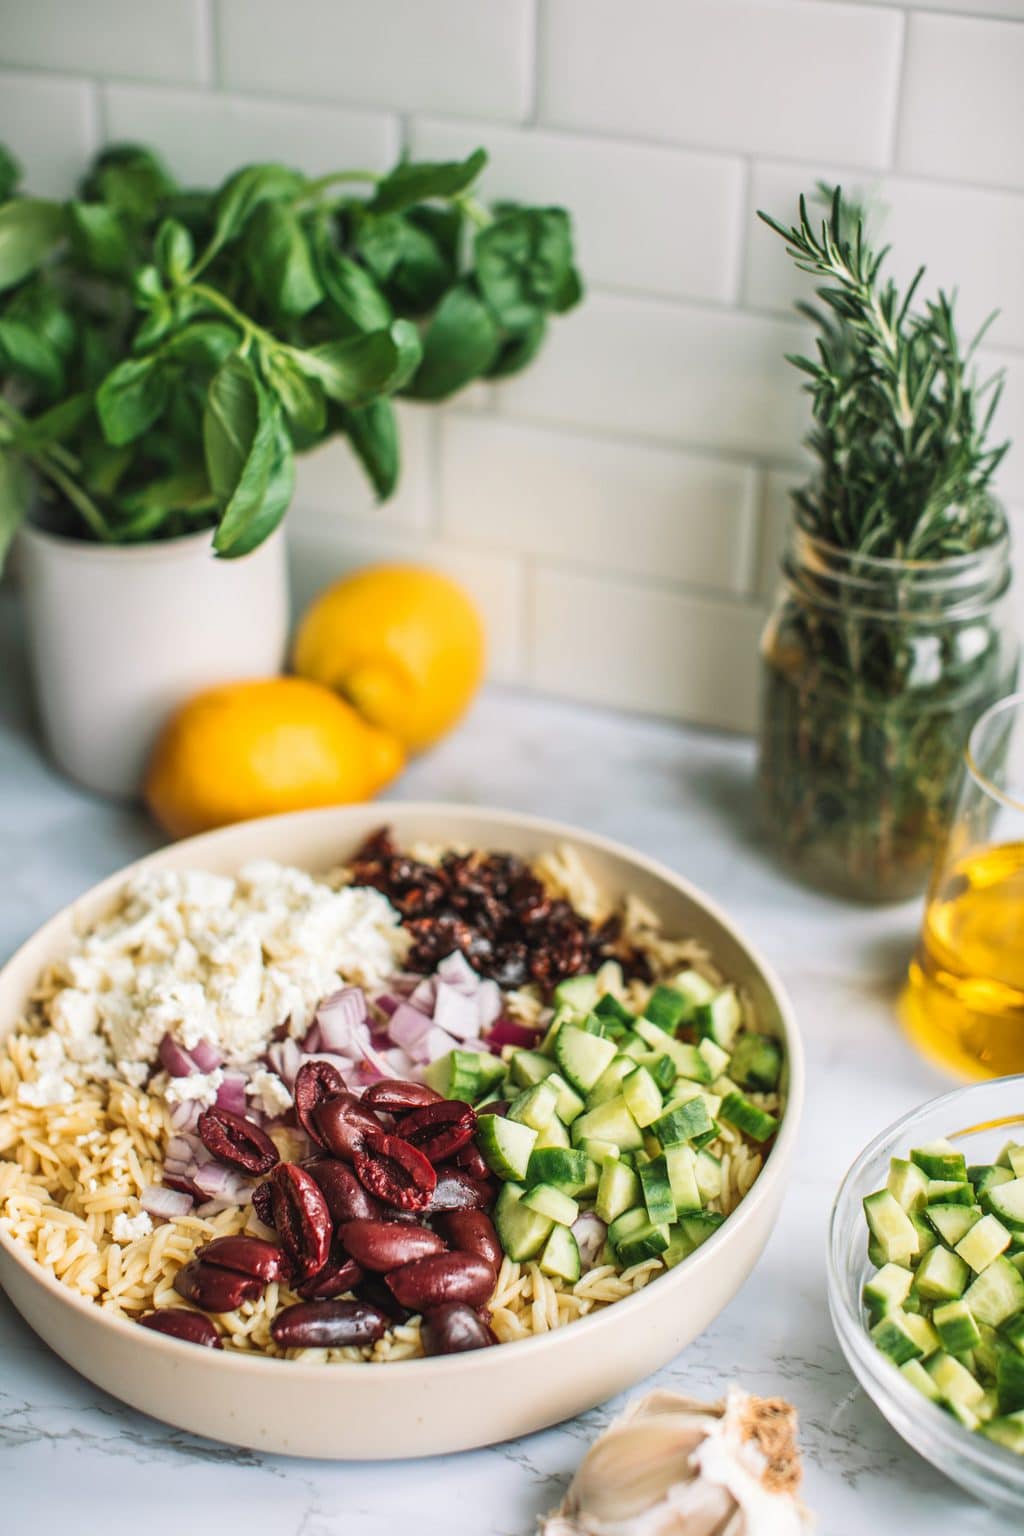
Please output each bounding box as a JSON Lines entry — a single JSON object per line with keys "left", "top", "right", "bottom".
{"left": 0, "top": 803, "right": 803, "bottom": 1459}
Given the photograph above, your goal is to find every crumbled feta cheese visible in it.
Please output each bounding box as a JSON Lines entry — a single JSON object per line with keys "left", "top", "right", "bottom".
{"left": 17, "top": 1073, "right": 74, "bottom": 1108}
{"left": 112, "top": 1211, "right": 153, "bottom": 1243}
{"left": 163, "top": 1068, "right": 224, "bottom": 1108}
{"left": 246, "top": 1068, "right": 293, "bottom": 1118}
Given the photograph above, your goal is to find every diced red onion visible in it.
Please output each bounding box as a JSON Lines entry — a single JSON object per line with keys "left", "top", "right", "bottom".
{"left": 316, "top": 987, "right": 367, "bottom": 1053}
{"left": 373, "top": 993, "right": 401, "bottom": 1018}
{"left": 408, "top": 976, "right": 437, "bottom": 1013}
{"left": 192, "top": 1163, "right": 252, "bottom": 1202}
{"left": 388, "top": 1002, "right": 435, "bottom": 1050}
{"left": 408, "top": 1025, "right": 461, "bottom": 1065}
{"left": 188, "top": 1038, "right": 224, "bottom": 1072}
{"left": 266, "top": 1037, "right": 303, "bottom": 1087}
{"left": 572, "top": 1212, "right": 607, "bottom": 1272}
{"left": 437, "top": 950, "right": 480, "bottom": 994}
{"left": 456, "top": 1037, "right": 490, "bottom": 1054}
{"left": 141, "top": 1184, "right": 194, "bottom": 1220}
{"left": 301, "top": 1021, "right": 322, "bottom": 1054}
{"left": 476, "top": 979, "right": 503, "bottom": 1029}
{"left": 486, "top": 1017, "right": 540, "bottom": 1051}
{"left": 433, "top": 981, "right": 482, "bottom": 1040}
{"left": 215, "top": 1072, "right": 248, "bottom": 1116}
{"left": 158, "top": 1032, "right": 197, "bottom": 1078}
{"left": 168, "top": 1099, "right": 201, "bottom": 1132}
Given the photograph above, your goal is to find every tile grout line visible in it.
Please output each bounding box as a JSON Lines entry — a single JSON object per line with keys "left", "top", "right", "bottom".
{"left": 886, "top": 8, "right": 913, "bottom": 173}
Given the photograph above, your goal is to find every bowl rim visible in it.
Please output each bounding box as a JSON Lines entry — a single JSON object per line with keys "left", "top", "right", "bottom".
{"left": 827, "top": 1074, "right": 1024, "bottom": 1497}
{"left": 0, "top": 800, "right": 804, "bottom": 1382}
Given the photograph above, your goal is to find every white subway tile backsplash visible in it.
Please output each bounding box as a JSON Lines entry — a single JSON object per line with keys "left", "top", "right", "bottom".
{"left": 0, "top": 0, "right": 208, "bottom": 84}
{"left": 899, "top": 14, "right": 1024, "bottom": 191}
{"left": 758, "top": 471, "right": 798, "bottom": 598}
{"left": 981, "top": 351, "right": 1024, "bottom": 504}
{"left": 287, "top": 523, "right": 525, "bottom": 685}
{"left": 440, "top": 415, "right": 757, "bottom": 593}
{"left": 103, "top": 85, "right": 399, "bottom": 184}
{"left": 0, "top": 72, "right": 97, "bottom": 197}
{"left": 745, "top": 162, "right": 1024, "bottom": 356}
{"left": 218, "top": 0, "right": 533, "bottom": 121}
{"left": 292, "top": 406, "right": 433, "bottom": 532}
{"left": 531, "top": 566, "right": 763, "bottom": 731}
{"left": 540, "top": 0, "right": 903, "bottom": 167}
{"left": 496, "top": 294, "right": 808, "bottom": 462}
{"left": 412, "top": 117, "right": 744, "bottom": 304}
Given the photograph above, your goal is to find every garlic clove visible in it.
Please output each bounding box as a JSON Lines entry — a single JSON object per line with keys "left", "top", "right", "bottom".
{"left": 567, "top": 1417, "right": 707, "bottom": 1522}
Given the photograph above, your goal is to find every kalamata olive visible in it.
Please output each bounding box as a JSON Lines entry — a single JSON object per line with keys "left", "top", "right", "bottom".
{"left": 338, "top": 1218, "right": 446, "bottom": 1272}
{"left": 423, "top": 1168, "right": 490, "bottom": 1212}
{"left": 197, "top": 1107, "right": 279, "bottom": 1176}
{"left": 304, "top": 1157, "right": 382, "bottom": 1223}
{"left": 270, "top": 1299, "right": 389, "bottom": 1350}
{"left": 296, "top": 1253, "right": 364, "bottom": 1301}
{"left": 395, "top": 1100, "right": 476, "bottom": 1163}
{"left": 421, "top": 1302, "right": 497, "bottom": 1355}
{"left": 173, "top": 1259, "right": 263, "bottom": 1313}
{"left": 197, "top": 1234, "right": 291, "bottom": 1283}
{"left": 268, "top": 1162, "right": 332, "bottom": 1278}
{"left": 354, "top": 1270, "right": 413, "bottom": 1324}
{"left": 433, "top": 1209, "right": 502, "bottom": 1272}
{"left": 252, "top": 1179, "right": 276, "bottom": 1227}
{"left": 386, "top": 1252, "right": 496, "bottom": 1311}
{"left": 353, "top": 1129, "right": 437, "bottom": 1211}
{"left": 453, "top": 1142, "right": 490, "bottom": 1181}
{"left": 293, "top": 1059, "right": 348, "bottom": 1146}
{"left": 364, "top": 1080, "right": 443, "bottom": 1113}
{"left": 138, "top": 1309, "right": 223, "bottom": 1348}
{"left": 314, "top": 1093, "right": 383, "bottom": 1161}
{"left": 476, "top": 1100, "right": 509, "bottom": 1118}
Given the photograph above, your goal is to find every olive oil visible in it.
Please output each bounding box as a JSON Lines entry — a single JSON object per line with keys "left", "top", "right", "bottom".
{"left": 904, "top": 842, "right": 1024, "bottom": 1078}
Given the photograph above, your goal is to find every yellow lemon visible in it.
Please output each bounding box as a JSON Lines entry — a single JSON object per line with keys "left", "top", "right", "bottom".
{"left": 292, "top": 564, "right": 485, "bottom": 754}
{"left": 144, "top": 677, "right": 404, "bottom": 839}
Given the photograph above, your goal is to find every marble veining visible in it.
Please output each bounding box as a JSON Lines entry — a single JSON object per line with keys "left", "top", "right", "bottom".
{"left": 0, "top": 593, "right": 1016, "bottom": 1533}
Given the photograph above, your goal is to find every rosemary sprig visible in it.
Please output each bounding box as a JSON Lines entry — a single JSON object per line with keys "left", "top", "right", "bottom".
{"left": 759, "top": 188, "right": 1009, "bottom": 561}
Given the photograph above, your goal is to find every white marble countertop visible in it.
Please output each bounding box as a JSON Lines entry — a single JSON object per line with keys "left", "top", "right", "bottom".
{"left": 0, "top": 591, "right": 1015, "bottom": 1535}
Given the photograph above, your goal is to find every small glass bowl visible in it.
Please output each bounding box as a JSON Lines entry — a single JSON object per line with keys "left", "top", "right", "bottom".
{"left": 828, "top": 1075, "right": 1024, "bottom": 1514}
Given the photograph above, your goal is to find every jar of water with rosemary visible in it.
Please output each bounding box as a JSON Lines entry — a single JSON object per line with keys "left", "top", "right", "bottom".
{"left": 757, "top": 191, "right": 1017, "bottom": 903}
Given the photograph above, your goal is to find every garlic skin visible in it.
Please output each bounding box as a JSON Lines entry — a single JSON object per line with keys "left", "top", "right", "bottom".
{"left": 542, "top": 1388, "right": 811, "bottom": 1536}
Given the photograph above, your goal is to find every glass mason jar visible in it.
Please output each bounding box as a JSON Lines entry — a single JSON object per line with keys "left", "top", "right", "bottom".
{"left": 758, "top": 518, "right": 1018, "bottom": 903}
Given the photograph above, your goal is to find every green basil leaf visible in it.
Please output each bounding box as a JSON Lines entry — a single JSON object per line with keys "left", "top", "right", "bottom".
{"left": 95, "top": 355, "right": 168, "bottom": 445}
{"left": 117, "top": 465, "right": 214, "bottom": 518}
{"left": 357, "top": 213, "right": 452, "bottom": 314}
{"left": 79, "top": 326, "right": 117, "bottom": 390}
{"left": 405, "top": 282, "right": 500, "bottom": 400}
{"left": 209, "top": 163, "right": 305, "bottom": 256}
{"left": 293, "top": 322, "right": 420, "bottom": 406}
{"left": 244, "top": 201, "right": 322, "bottom": 318}
{"left": 18, "top": 392, "right": 92, "bottom": 448}
{"left": 0, "top": 146, "right": 21, "bottom": 203}
{"left": 132, "top": 265, "right": 165, "bottom": 308}
{"left": 154, "top": 217, "right": 194, "bottom": 284}
{"left": 133, "top": 305, "right": 174, "bottom": 351}
{"left": 0, "top": 318, "right": 64, "bottom": 397}
{"left": 408, "top": 204, "right": 463, "bottom": 264}
{"left": 216, "top": 409, "right": 294, "bottom": 559}
{"left": 0, "top": 198, "right": 64, "bottom": 293}
{"left": 81, "top": 438, "right": 133, "bottom": 496}
{"left": 4, "top": 278, "right": 76, "bottom": 358}
{"left": 343, "top": 398, "right": 399, "bottom": 500}
{"left": 0, "top": 446, "right": 28, "bottom": 569}
{"left": 205, "top": 354, "right": 278, "bottom": 554}
{"left": 552, "top": 264, "right": 583, "bottom": 314}
{"left": 313, "top": 223, "right": 392, "bottom": 334}
{"left": 68, "top": 200, "right": 131, "bottom": 276}
{"left": 370, "top": 147, "right": 487, "bottom": 214}
{"left": 161, "top": 322, "right": 240, "bottom": 371}
{"left": 81, "top": 144, "right": 176, "bottom": 222}
{"left": 263, "top": 349, "right": 327, "bottom": 438}
{"left": 485, "top": 312, "right": 547, "bottom": 379}
{"left": 475, "top": 208, "right": 574, "bottom": 331}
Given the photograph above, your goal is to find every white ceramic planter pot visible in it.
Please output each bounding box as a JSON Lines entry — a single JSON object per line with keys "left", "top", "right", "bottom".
{"left": 18, "top": 524, "right": 289, "bottom": 799}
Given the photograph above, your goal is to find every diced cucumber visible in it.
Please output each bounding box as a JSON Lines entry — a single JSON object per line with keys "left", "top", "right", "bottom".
{"left": 670, "top": 967, "right": 718, "bottom": 1011}
{"left": 693, "top": 986, "right": 742, "bottom": 1050}
{"left": 926, "top": 1179, "right": 974, "bottom": 1206}
{"left": 649, "top": 1054, "right": 678, "bottom": 1094}
{"left": 926, "top": 1350, "right": 986, "bottom": 1409}
{"left": 887, "top": 1158, "right": 930, "bottom": 1214}
{"left": 871, "top": 1309, "right": 924, "bottom": 1365}
{"left": 728, "top": 1032, "right": 782, "bottom": 1092}
{"left": 616, "top": 1220, "right": 671, "bottom": 1267}
{"left": 1003, "top": 1314, "right": 1024, "bottom": 1358}
{"left": 904, "top": 1311, "right": 940, "bottom": 1358}
{"left": 933, "top": 1299, "right": 983, "bottom": 1355}
{"left": 982, "top": 1411, "right": 1024, "bottom": 1454}
{"left": 720, "top": 1092, "right": 779, "bottom": 1144}
{"left": 864, "top": 1190, "right": 920, "bottom": 1266}
{"left": 665, "top": 1144, "right": 702, "bottom": 1214}
{"left": 911, "top": 1212, "right": 939, "bottom": 1255}
{"left": 633, "top": 1019, "right": 712, "bottom": 1083}
{"left": 911, "top": 1140, "right": 968, "bottom": 1183}
{"left": 694, "top": 1148, "right": 722, "bottom": 1203}
{"left": 425, "top": 1048, "right": 487, "bottom": 1100}
{"left": 522, "top": 1182, "right": 579, "bottom": 1227}
{"left": 697, "top": 1037, "right": 731, "bottom": 1081}
{"left": 661, "top": 1226, "right": 693, "bottom": 1269}
{"left": 901, "top": 1358, "right": 942, "bottom": 1402}
{"left": 964, "top": 1255, "right": 1024, "bottom": 1327}
{"left": 1007, "top": 1145, "right": 1024, "bottom": 1180}
{"left": 533, "top": 1116, "right": 571, "bottom": 1150}
{"left": 617, "top": 1033, "right": 649, "bottom": 1062}
{"left": 553, "top": 974, "right": 600, "bottom": 1015}
{"left": 571, "top": 1096, "right": 643, "bottom": 1152}
{"left": 594, "top": 992, "right": 634, "bottom": 1027}
{"left": 924, "top": 1203, "right": 982, "bottom": 1247}
{"left": 864, "top": 1263, "right": 914, "bottom": 1318}
{"left": 539, "top": 1224, "right": 581, "bottom": 1283}
{"left": 969, "top": 1164, "right": 1014, "bottom": 1198}
{"left": 596, "top": 1158, "right": 641, "bottom": 1224}
{"left": 944, "top": 1398, "right": 981, "bottom": 1431}
{"left": 580, "top": 1137, "right": 619, "bottom": 1164}
{"left": 494, "top": 1182, "right": 553, "bottom": 1261}
{"left": 543, "top": 1072, "right": 586, "bottom": 1125}
{"left": 956, "top": 1214, "right": 1012, "bottom": 1274}
{"left": 679, "top": 1210, "right": 724, "bottom": 1249}
{"left": 913, "top": 1245, "right": 969, "bottom": 1302}
{"left": 638, "top": 1155, "right": 676, "bottom": 1225}
{"left": 975, "top": 1323, "right": 1003, "bottom": 1379}
{"left": 476, "top": 1114, "right": 538, "bottom": 1181}
{"left": 621, "top": 1066, "right": 663, "bottom": 1129}
{"left": 607, "top": 1206, "right": 648, "bottom": 1247}
{"left": 508, "top": 1080, "right": 559, "bottom": 1132}
{"left": 651, "top": 1097, "right": 714, "bottom": 1148}
{"left": 509, "top": 1049, "right": 555, "bottom": 1089}
{"left": 997, "top": 1349, "right": 1024, "bottom": 1414}
{"left": 983, "top": 1178, "right": 1024, "bottom": 1231}
{"left": 554, "top": 1024, "right": 618, "bottom": 1095}
{"left": 643, "top": 984, "right": 690, "bottom": 1033}
{"left": 525, "top": 1146, "right": 592, "bottom": 1194}
{"left": 691, "top": 1121, "right": 722, "bottom": 1151}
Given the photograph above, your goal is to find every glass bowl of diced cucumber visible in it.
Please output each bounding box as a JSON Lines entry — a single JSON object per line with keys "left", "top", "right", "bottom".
{"left": 828, "top": 1076, "right": 1024, "bottom": 1513}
